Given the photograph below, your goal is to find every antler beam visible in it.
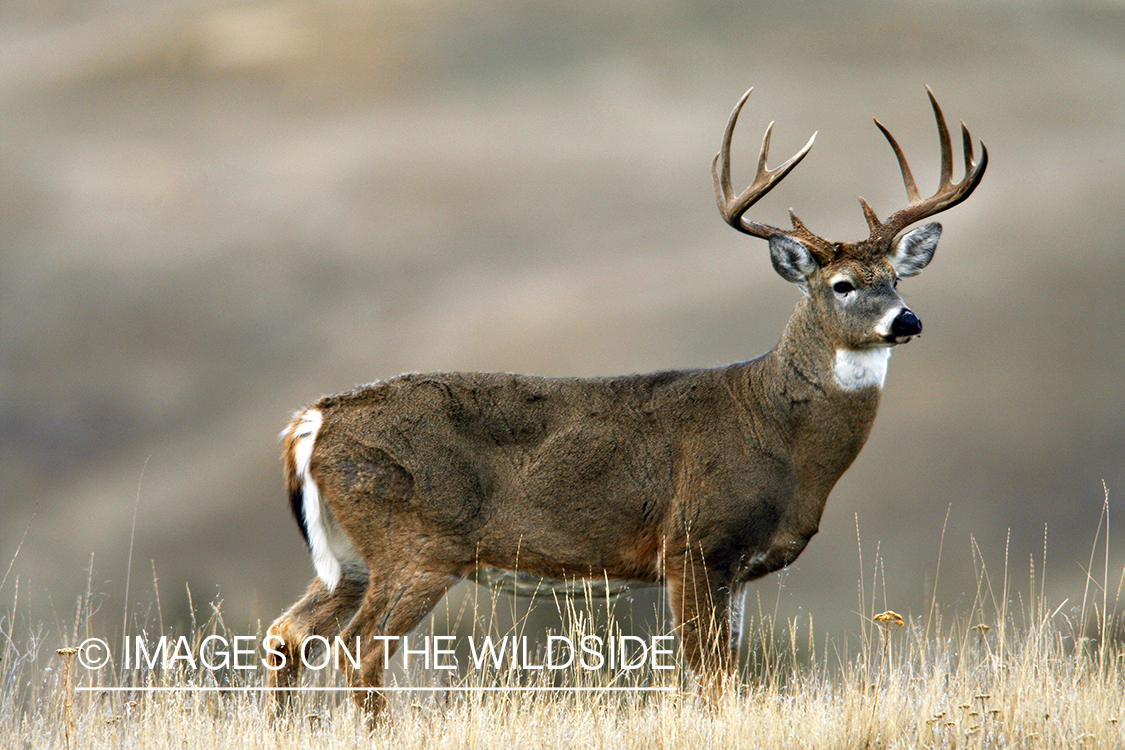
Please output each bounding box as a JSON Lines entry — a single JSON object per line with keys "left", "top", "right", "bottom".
{"left": 712, "top": 88, "right": 817, "bottom": 240}
{"left": 863, "top": 86, "right": 989, "bottom": 243}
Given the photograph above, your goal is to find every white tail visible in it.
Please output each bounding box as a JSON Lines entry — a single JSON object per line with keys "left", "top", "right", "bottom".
{"left": 283, "top": 409, "right": 359, "bottom": 590}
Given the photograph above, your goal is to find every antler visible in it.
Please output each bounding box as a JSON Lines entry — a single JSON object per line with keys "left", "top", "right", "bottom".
{"left": 712, "top": 89, "right": 818, "bottom": 242}
{"left": 861, "top": 86, "right": 988, "bottom": 245}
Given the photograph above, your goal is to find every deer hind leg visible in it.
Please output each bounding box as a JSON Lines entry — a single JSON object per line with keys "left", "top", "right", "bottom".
{"left": 265, "top": 569, "right": 367, "bottom": 714}
{"left": 664, "top": 554, "right": 738, "bottom": 704}
{"left": 333, "top": 563, "right": 461, "bottom": 725}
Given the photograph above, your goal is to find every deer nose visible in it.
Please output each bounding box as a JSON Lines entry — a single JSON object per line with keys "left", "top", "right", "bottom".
{"left": 891, "top": 309, "right": 922, "bottom": 337}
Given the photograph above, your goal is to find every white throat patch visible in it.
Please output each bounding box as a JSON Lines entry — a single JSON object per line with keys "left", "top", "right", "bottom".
{"left": 834, "top": 348, "right": 891, "bottom": 391}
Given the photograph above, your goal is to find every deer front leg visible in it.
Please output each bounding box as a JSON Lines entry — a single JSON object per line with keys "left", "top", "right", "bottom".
{"left": 664, "top": 555, "right": 738, "bottom": 704}
{"left": 265, "top": 571, "right": 367, "bottom": 714}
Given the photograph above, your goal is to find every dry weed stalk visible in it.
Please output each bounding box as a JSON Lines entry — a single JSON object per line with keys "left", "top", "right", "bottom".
{"left": 872, "top": 609, "right": 904, "bottom": 675}
{"left": 864, "top": 610, "right": 904, "bottom": 747}
{"left": 55, "top": 646, "right": 78, "bottom": 750}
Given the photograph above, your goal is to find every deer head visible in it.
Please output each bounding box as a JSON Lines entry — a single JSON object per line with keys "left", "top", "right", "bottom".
{"left": 713, "top": 88, "right": 987, "bottom": 354}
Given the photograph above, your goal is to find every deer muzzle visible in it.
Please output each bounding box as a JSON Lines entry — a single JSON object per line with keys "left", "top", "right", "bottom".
{"left": 889, "top": 308, "right": 922, "bottom": 340}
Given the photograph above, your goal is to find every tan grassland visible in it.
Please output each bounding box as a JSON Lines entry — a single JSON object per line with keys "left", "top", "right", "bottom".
{"left": 3, "top": 510, "right": 1124, "bottom": 750}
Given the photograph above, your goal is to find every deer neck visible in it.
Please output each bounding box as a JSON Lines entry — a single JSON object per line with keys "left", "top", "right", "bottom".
{"left": 750, "top": 296, "right": 885, "bottom": 488}
{"left": 725, "top": 297, "right": 886, "bottom": 539}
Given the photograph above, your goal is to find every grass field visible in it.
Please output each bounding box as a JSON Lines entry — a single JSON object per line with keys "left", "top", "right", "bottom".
{"left": 3, "top": 506, "right": 1123, "bottom": 749}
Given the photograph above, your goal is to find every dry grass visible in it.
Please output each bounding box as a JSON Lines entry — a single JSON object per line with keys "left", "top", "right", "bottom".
{"left": 3, "top": 510, "right": 1124, "bottom": 749}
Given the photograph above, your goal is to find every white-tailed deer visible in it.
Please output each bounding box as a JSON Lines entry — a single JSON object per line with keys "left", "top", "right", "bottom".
{"left": 265, "top": 88, "right": 986, "bottom": 719}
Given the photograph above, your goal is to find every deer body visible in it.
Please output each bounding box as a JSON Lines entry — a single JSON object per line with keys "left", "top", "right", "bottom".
{"left": 294, "top": 310, "right": 878, "bottom": 588}
{"left": 265, "top": 88, "right": 986, "bottom": 721}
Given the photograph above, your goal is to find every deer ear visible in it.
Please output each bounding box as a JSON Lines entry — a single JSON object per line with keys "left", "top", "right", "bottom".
{"left": 769, "top": 234, "right": 819, "bottom": 287}
{"left": 890, "top": 223, "right": 941, "bottom": 277}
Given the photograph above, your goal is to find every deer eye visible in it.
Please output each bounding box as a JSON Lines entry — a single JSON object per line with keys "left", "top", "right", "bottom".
{"left": 832, "top": 280, "right": 855, "bottom": 295}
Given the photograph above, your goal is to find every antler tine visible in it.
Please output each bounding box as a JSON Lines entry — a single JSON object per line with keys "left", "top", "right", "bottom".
{"left": 873, "top": 118, "right": 920, "bottom": 203}
{"left": 873, "top": 88, "right": 989, "bottom": 242}
{"left": 759, "top": 121, "right": 775, "bottom": 175}
{"left": 712, "top": 89, "right": 817, "bottom": 239}
{"left": 713, "top": 89, "right": 750, "bottom": 214}
{"left": 961, "top": 122, "right": 977, "bottom": 177}
{"left": 928, "top": 86, "right": 954, "bottom": 188}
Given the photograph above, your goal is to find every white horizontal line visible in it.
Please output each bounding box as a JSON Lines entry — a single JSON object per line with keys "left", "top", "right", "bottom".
{"left": 77, "top": 685, "right": 676, "bottom": 693}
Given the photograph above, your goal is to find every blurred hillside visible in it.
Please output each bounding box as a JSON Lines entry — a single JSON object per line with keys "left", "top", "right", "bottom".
{"left": 1, "top": 0, "right": 1123, "bottom": 643}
